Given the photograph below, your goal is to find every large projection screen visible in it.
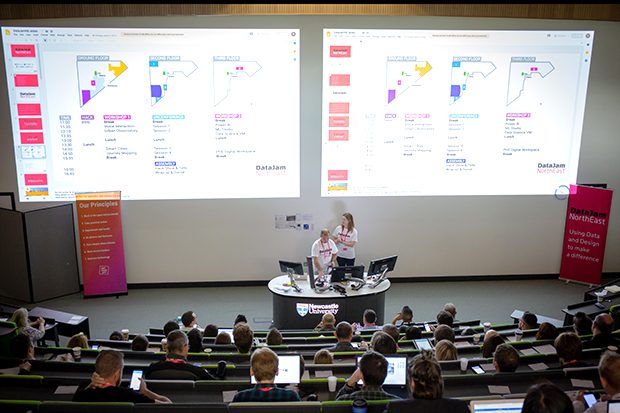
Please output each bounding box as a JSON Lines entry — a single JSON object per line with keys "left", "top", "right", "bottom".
{"left": 0, "top": 15, "right": 618, "bottom": 284}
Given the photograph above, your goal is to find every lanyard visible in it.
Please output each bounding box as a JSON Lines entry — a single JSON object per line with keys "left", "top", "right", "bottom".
{"left": 321, "top": 240, "right": 331, "bottom": 258}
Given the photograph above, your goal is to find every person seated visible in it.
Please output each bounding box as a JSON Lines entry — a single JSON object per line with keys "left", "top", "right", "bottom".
{"left": 233, "top": 323, "right": 254, "bottom": 354}
{"left": 74, "top": 350, "right": 171, "bottom": 403}
{"left": 519, "top": 311, "right": 538, "bottom": 331}
{"left": 573, "top": 312, "right": 593, "bottom": 336}
{"left": 145, "top": 330, "right": 223, "bottom": 380}
{"left": 163, "top": 320, "right": 180, "bottom": 337}
{"left": 314, "top": 312, "right": 336, "bottom": 332}
{"left": 214, "top": 331, "right": 232, "bottom": 345}
{"left": 355, "top": 308, "right": 380, "bottom": 331}
{"left": 181, "top": 310, "right": 199, "bottom": 330}
{"left": 522, "top": 383, "right": 574, "bottom": 413}
{"left": 573, "top": 351, "right": 620, "bottom": 413}
{"left": 131, "top": 335, "right": 149, "bottom": 352}
{"left": 535, "top": 322, "right": 559, "bottom": 341}
{"left": 10, "top": 308, "right": 45, "bottom": 344}
{"left": 326, "top": 322, "right": 357, "bottom": 352}
{"left": 385, "top": 350, "right": 468, "bottom": 413}
{"left": 68, "top": 332, "right": 89, "bottom": 349}
{"left": 436, "top": 310, "right": 454, "bottom": 328}
{"left": 481, "top": 330, "right": 505, "bottom": 358}
{"left": 203, "top": 324, "right": 218, "bottom": 338}
{"left": 9, "top": 333, "right": 35, "bottom": 374}
{"left": 582, "top": 314, "right": 620, "bottom": 349}
{"left": 336, "top": 350, "right": 401, "bottom": 400}
{"left": 433, "top": 324, "right": 455, "bottom": 344}
{"left": 392, "top": 305, "right": 414, "bottom": 328}
{"left": 434, "top": 339, "right": 457, "bottom": 361}
{"left": 381, "top": 324, "right": 400, "bottom": 343}
{"left": 493, "top": 344, "right": 519, "bottom": 372}
{"left": 313, "top": 349, "right": 334, "bottom": 364}
{"left": 443, "top": 303, "right": 457, "bottom": 320}
{"left": 554, "top": 332, "right": 589, "bottom": 368}
{"left": 109, "top": 330, "right": 124, "bottom": 341}
{"left": 232, "top": 347, "right": 301, "bottom": 402}
{"left": 266, "top": 328, "right": 283, "bottom": 346}
{"left": 370, "top": 331, "right": 398, "bottom": 355}
{"left": 187, "top": 328, "right": 203, "bottom": 353}
{"left": 404, "top": 326, "right": 422, "bottom": 340}
{"left": 234, "top": 314, "right": 248, "bottom": 326}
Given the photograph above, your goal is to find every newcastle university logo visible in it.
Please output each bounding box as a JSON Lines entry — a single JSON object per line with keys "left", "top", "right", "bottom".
{"left": 296, "top": 303, "right": 309, "bottom": 317}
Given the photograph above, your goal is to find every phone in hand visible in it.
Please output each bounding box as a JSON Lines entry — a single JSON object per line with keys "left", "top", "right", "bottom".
{"left": 129, "top": 370, "right": 143, "bottom": 391}
{"left": 471, "top": 365, "right": 485, "bottom": 375}
{"left": 583, "top": 392, "right": 597, "bottom": 408}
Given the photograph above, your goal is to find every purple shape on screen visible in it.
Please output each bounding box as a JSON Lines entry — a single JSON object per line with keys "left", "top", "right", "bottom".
{"left": 388, "top": 89, "right": 396, "bottom": 104}
{"left": 451, "top": 85, "right": 461, "bottom": 97}
{"left": 151, "top": 85, "right": 162, "bottom": 98}
{"left": 82, "top": 90, "right": 91, "bottom": 105}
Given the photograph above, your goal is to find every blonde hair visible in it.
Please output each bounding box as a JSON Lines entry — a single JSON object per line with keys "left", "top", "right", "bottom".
{"left": 434, "top": 339, "right": 457, "bottom": 361}
{"left": 67, "top": 333, "right": 89, "bottom": 349}
{"left": 10, "top": 308, "right": 29, "bottom": 328}
{"left": 313, "top": 349, "right": 334, "bottom": 364}
{"left": 251, "top": 347, "right": 279, "bottom": 382}
{"left": 321, "top": 313, "right": 335, "bottom": 326}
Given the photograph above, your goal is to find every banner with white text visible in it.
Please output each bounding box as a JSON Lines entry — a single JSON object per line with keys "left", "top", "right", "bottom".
{"left": 76, "top": 191, "right": 127, "bottom": 296}
{"left": 560, "top": 185, "right": 613, "bottom": 285}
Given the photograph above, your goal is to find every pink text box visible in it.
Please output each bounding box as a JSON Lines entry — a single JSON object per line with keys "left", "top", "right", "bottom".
{"left": 329, "top": 102, "right": 350, "bottom": 114}
{"left": 329, "top": 74, "right": 350, "bottom": 86}
{"left": 329, "top": 116, "right": 349, "bottom": 127}
{"left": 24, "top": 173, "right": 48, "bottom": 185}
{"left": 11, "top": 44, "right": 36, "bottom": 58}
{"left": 330, "top": 45, "right": 351, "bottom": 58}
{"left": 328, "top": 170, "right": 349, "bottom": 181}
{"left": 18, "top": 118, "right": 42, "bottom": 130}
{"left": 20, "top": 132, "right": 44, "bottom": 144}
{"left": 329, "top": 130, "right": 349, "bottom": 141}
{"left": 14, "top": 74, "right": 39, "bottom": 87}
{"left": 17, "top": 103, "right": 41, "bottom": 116}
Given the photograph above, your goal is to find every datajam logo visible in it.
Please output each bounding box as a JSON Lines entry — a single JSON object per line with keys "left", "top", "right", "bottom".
{"left": 256, "top": 163, "right": 287, "bottom": 176}
{"left": 537, "top": 162, "right": 565, "bottom": 174}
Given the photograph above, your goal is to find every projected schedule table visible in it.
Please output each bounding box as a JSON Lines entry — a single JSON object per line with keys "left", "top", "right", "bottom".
{"left": 268, "top": 275, "right": 390, "bottom": 329}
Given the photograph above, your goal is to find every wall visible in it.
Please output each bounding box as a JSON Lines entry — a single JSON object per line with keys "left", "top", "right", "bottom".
{"left": 0, "top": 15, "right": 618, "bottom": 283}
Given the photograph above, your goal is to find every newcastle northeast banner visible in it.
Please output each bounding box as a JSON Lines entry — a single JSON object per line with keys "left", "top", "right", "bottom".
{"left": 76, "top": 191, "right": 127, "bottom": 297}
{"left": 560, "top": 184, "right": 613, "bottom": 285}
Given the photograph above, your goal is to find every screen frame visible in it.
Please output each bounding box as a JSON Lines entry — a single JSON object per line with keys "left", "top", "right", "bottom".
{"left": 330, "top": 265, "right": 365, "bottom": 283}
{"left": 367, "top": 256, "right": 397, "bottom": 276}
{"left": 355, "top": 355, "right": 408, "bottom": 386}
{"left": 279, "top": 260, "right": 304, "bottom": 275}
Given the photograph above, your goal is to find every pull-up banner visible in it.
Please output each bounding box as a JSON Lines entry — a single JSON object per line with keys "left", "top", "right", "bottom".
{"left": 560, "top": 184, "right": 613, "bottom": 285}
{"left": 76, "top": 191, "right": 127, "bottom": 297}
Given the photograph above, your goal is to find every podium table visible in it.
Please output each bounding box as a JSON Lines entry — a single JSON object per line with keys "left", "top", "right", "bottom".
{"left": 268, "top": 275, "right": 390, "bottom": 330}
{"left": 29, "top": 307, "right": 89, "bottom": 338}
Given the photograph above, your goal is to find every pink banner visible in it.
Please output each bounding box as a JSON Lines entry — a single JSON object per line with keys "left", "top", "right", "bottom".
{"left": 560, "top": 185, "right": 613, "bottom": 285}
{"left": 76, "top": 191, "right": 127, "bottom": 297}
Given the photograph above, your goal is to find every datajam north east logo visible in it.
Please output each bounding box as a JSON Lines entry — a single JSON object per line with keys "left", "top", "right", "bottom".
{"left": 537, "top": 162, "right": 565, "bottom": 174}
{"left": 296, "top": 303, "right": 309, "bottom": 317}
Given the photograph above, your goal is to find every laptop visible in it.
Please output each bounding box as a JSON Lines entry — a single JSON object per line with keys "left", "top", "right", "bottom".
{"left": 608, "top": 400, "right": 620, "bottom": 413}
{"left": 356, "top": 355, "right": 407, "bottom": 385}
{"left": 251, "top": 354, "right": 301, "bottom": 384}
{"left": 470, "top": 399, "right": 524, "bottom": 413}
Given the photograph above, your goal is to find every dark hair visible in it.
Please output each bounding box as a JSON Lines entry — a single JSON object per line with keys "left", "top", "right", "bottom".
{"left": 109, "top": 330, "right": 123, "bottom": 341}
{"left": 131, "top": 335, "right": 149, "bottom": 352}
{"left": 359, "top": 350, "right": 388, "bottom": 386}
{"left": 234, "top": 314, "right": 248, "bottom": 326}
{"left": 10, "top": 333, "right": 33, "bottom": 359}
{"left": 554, "top": 332, "right": 582, "bottom": 363}
{"left": 363, "top": 309, "right": 377, "bottom": 324}
{"left": 233, "top": 323, "right": 254, "bottom": 353}
{"left": 536, "top": 322, "right": 559, "bottom": 341}
{"left": 404, "top": 326, "right": 422, "bottom": 340}
{"left": 266, "top": 328, "right": 283, "bottom": 346}
{"left": 215, "top": 331, "right": 232, "bottom": 344}
{"left": 493, "top": 344, "right": 519, "bottom": 372}
{"left": 594, "top": 313, "right": 613, "bottom": 336}
{"left": 187, "top": 328, "right": 203, "bottom": 353}
{"left": 181, "top": 311, "right": 196, "bottom": 328}
{"left": 401, "top": 305, "right": 413, "bottom": 321}
{"left": 335, "top": 321, "right": 353, "bottom": 340}
{"left": 371, "top": 331, "right": 398, "bottom": 355}
{"left": 163, "top": 320, "right": 180, "bottom": 337}
{"left": 95, "top": 350, "right": 124, "bottom": 379}
{"left": 521, "top": 383, "right": 573, "bottom": 413}
{"left": 409, "top": 350, "right": 443, "bottom": 399}
{"left": 203, "top": 324, "right": 218, "bottom": 338}
{"left": 482, "top": 334, "right": 504, "bottom": 358}
{"left": 573, "top": 312, "right": 593, "bottom": 336}
{"left": 433, "top": 325, "right": 455, "bottom": 343}
{"left": 522, "top": 311, "right": 538, "bottom": 329}
{"left": 436, "top": 310, "right": 454, "bottom": 327}
{"left": 382, "top": 324, "right": 400, "bottom": 343}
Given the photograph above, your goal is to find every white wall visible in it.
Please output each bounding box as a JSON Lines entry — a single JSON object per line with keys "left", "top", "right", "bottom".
{"left": 1, "top": 15, "right": 618, "bottom": 283}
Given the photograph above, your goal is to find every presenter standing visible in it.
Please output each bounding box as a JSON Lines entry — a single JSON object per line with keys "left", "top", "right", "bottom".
{"left": 312, "top": 228, "right": 338, "bottom": 278}
{"left": 331, "top": 212, "right": 358, "bottom": 266}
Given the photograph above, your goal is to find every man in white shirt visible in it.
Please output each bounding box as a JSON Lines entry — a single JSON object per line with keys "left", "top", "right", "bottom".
{"left": 573, "top": 351, "right": 620, "bottom": 413}
{"left": 311, "top": 228, "right": 338, "bottom": 278}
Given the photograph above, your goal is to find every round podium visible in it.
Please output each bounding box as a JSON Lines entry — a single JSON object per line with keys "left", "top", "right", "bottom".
{"left": 268, "top": 274, "right": 391, "bottom": 329}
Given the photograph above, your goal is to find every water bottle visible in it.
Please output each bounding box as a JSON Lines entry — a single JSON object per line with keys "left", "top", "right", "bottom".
{"left": 176, "top": 315, "right": 182, "bottom": 327}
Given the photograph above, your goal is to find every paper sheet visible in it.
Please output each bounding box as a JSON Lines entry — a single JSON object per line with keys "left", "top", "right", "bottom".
{"left": 488, "top": 385, "right": 511, "bottom": 394}
{"left": 520, "top": 348, "right": 538, "bottom": 356}
{"left": 315, "top": 370, "right": 333, "bottom": 378}
{"left": 480, "top": 363, "right": 496, "bottom": 372}
{"left": 570, "top": 379, "right": 595, "bottom": 389}
{"left": 528, "top": 362, "right": 549, "bottom": 371}
{"left": 54, "top": 385, "right": 79, "bottom": 395}
{"left": 222, "top": 390, "right": 238, "bottom": 403}
{"left": 533, "top": 344, "right": 557, "bottom": 355}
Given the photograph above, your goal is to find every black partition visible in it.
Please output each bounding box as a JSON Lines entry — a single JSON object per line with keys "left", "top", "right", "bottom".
{"left": 0, "top": 201, "right": 80, "bottom": 303}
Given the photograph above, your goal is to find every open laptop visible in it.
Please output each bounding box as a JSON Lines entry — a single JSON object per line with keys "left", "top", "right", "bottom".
{"left": 470, "top": 399, "right": 524, "bottom": 413}
{"left": 356, "top": 355, "right": 407, "bottom": 386}
{"left": 251, "top": 354, "right": 301, "bottom": 384}
{"left": 608, "top": 400, "right": 620, "bottom": 413}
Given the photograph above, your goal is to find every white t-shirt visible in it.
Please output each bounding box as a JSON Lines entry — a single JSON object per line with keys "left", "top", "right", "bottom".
{"left": 311, "top": 238, "right": 338, "bottom": 272}
{"left": 332, "top": 226, "right": 358, "bottom": 259}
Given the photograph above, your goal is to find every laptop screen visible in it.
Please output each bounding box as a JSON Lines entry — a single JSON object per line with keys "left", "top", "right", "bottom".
{"left": 251, "top": 355, "right": 301, "bottom": 384}
{"left": 356, "top": 355, "right": 407, "bottom": 385}
{"left": 608, "top": 400, "right": 620, "bottom": 413}
{"left": 470, "top": 399, "right": 524, "bottom": 413}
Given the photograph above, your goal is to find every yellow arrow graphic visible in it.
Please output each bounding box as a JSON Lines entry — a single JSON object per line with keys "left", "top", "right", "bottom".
{"left": 415, "top": 61, "right": 432, "bottom": 76}
{"left": 108, "top": 61, "right": 128, "bottom": 77}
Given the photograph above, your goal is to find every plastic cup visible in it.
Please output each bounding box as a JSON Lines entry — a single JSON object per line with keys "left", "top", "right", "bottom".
{"left": 483, "top": 322, "right": 491, "bottom": 333}
{"left": 72, "top": 346, "right": 81, "bottom": 360}
{"left": 460, "top": 357, "right": 468, "bottom": 372}
{"left": 514, "top": 329, "right": 523, "bottom": 341}
{"left": 121, "top": 329, "right": 129, "bottom": 341}
{"left": 161, "top": 338, "right": 167, "bottom": 352}
{"left": 473, "top": 333, "right": 481, "bottom": 344}
{"left": 327, "top": 375, "right": 337, "bottom": 392}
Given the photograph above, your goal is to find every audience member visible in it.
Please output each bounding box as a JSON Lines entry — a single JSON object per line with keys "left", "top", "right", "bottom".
{"left": 436, "top": 310, "right": 454, "bottom": 327}
{"left": 536, "top": 322, "right": 559, "bottom": 341}
{"left": 145, "top": 330, "right": 222, "bottom": 380}
{"left": 187, "top": 328, "right": 203, "bottom": 353}
{"left": 519, "top": 311, "right": 538, "bottom": 330}
{"left": 131, "top": 335, "right": 149, "bottom": 352}
{"left": 493, "top": 344, "right": 519, "bottom": 372}
{"left": 314, "top": 313, "right": 336, "bottom": 332}
{"left": 371, "top": 331, "right": 398, "bottom": 355}
{"left": 385, "top": 350, "right": 469, "bottom": 413}
{"left": 443, "top": 303, "right": 457, "bottom": 319}
{"left": 554, "top": 332, "right": 589, "bottom": 368}
{"left": 435, "top": 339, "right": 457, "bottom": 361}
{"left": 109, "top": 330, "right": 124, "bottom": 341}
{"left": 326, "top": 322, "right": 356, "bottom": 352}
{"left": 573, "top": 351, "right": 620, "bottom": 413}
{"left": 582, "top": 314, "right": 620, "bottom": 349}
{"left": 481, "top": 330, "right": 504, "bottom": 358}
{"left": 392, "top": 305, "right": 414, "bottom": 327}
{"left": 266, "top": 328, "right": 283, "bottom": 346}
{"left": 382, "top": 324, "right": 400, "bottom": 344}
{"left": 234, "top": 314, "right": 248, "bottom": 326}
{"left": 404, "top": 326, "right": 422, "bottom": 340}
{"left": 74, "top": 350, "right": 171, "bottom": 403}
{"left": 313, "top": 349, "right": 334, "bottom": 364}
{"left": 203, "top": 324, "right": 219, "bottom": 338}
{"left": 233, "top": 323, "right": 254, "bottom": 354}
{"left": 181, "top": 311, "right": 198, "bottom": 329}
{"left": 67, "top": 332, "right": 89, "bottom": 349}
{"left": 359, "top": 308, "right": 380, "bottom": 330}
{"left": 232, "top": 348, "right": 301, "bottom": 402}
{"left": 163, "top": 320, "right": 180, "bottom": 337}
{"left": 573, "top": 312, "right": 593, "bottom": 336}
{"left": 433, "top": 324, "right": 455, "bottom": 344}
{"left": 522, "top": 383, "right": 574, "bottom": 413}
{"left": 9, "top": 308, "right": 45, "bottom": 344}
{"left": 10, "top": 333, "right": 35, "bottom": 374}
{"left": 336, "top": 350, "right": 401, "bottom": 400}
{"left": 215, "top": 331, "right": 232, "bottom": 345}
